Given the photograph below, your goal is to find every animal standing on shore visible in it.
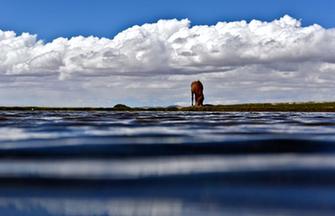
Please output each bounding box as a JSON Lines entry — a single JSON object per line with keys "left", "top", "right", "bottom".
{"left": 191, "top": 80, "right": 204, "bottom": 106}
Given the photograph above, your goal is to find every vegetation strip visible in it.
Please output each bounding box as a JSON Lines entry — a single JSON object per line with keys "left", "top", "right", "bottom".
{"left": 1, "top": 102, "right": 335, "bottom": 112}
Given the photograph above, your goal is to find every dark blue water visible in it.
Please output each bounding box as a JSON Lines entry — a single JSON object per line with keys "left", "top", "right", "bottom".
{"left": 1, "top": 111, "right": 335, "bottom": 216}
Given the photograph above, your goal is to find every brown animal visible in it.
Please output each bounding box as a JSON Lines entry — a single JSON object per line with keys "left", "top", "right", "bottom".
{"left": 191, "top": 80, "right": 204, "bottom": 106}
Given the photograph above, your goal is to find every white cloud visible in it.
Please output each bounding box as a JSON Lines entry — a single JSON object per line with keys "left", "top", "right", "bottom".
{"left": 1, "top": 15, "right": 335, "bottom": 106}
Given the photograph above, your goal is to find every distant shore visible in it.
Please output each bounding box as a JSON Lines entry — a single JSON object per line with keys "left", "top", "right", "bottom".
{"left": 2, "top": 102, "right": 335, "bottom": 112}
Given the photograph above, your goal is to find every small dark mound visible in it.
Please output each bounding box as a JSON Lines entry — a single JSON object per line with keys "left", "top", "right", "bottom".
{"left": 113, "top": 104, "right": 132, "bottom": 111}
{"left": 166, "top": 106, "right": 180, "bottom": 111}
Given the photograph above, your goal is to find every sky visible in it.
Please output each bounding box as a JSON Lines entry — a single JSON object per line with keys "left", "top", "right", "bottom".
{"left": 1, "top": 0, "right": 335, "bottom": 107}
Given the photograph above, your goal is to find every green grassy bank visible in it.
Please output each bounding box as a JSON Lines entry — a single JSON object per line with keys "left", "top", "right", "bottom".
{"left": 2, "top": 102, "right": 335, "bottom": 112}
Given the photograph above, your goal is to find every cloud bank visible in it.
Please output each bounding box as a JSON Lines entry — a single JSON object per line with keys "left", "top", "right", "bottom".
{"left": 1, "top": 15, "right": 335, "bottom": 106}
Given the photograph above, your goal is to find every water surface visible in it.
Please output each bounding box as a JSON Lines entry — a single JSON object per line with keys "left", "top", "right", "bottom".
{"left": 0, "top": 111, "right": 335, "bottom": 216}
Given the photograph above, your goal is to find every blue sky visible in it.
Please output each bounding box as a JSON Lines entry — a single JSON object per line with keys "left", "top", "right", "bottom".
{"left": 1, "top": 0, "right": 335, "bottom": 41}
{"left": 1, "top": 0, "right": 335, "bottom": 106}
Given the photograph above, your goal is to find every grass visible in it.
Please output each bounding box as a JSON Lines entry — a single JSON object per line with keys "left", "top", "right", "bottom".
{"left": 2, "top": 102, "right": 335, "bottom": 112}
{"left": 179, "top": 102, "right": 335, "bottom": 112}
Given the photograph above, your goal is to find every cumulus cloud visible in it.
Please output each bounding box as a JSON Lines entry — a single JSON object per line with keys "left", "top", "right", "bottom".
{"left": 1, "top": 15, "right": 335, "bottom": 106}
{"left": 1, "top": 15, "right": 334, "bottom": 78}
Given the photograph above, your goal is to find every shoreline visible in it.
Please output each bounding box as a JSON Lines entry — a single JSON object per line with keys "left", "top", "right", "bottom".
{"left": 1, "top": 102, "right": 335, "bottom": 112}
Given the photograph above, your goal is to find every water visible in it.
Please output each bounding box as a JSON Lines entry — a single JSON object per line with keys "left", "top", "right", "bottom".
{"left": 1, "top": 111, "right": 335, "bottom": 216}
